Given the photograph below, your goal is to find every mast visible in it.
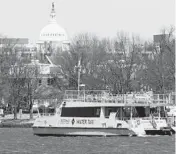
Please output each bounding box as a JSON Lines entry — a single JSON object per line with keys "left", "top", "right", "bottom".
{"left": 77, "top": 58, "right": 81, "bottom": 98}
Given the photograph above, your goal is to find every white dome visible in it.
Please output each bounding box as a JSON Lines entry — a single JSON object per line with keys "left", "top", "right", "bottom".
{"left": 39, "top": 23, "right": 68, "bottom": 42}
{"left": 39, "top": 2, "right": 68, "bottom": 43}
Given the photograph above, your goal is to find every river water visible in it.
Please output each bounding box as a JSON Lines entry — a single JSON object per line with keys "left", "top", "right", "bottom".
{"left": 0, "top": 128, "right": 175, "bottom": 154}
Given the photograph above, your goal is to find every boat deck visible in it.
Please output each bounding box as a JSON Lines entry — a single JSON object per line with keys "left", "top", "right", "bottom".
{"left": 63, "top": 90, "right": 175, "bottom": 106}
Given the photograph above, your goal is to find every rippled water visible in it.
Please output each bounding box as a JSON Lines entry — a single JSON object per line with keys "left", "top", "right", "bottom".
{"left": 0, "top": 128, "right": 175, "bottom": 154}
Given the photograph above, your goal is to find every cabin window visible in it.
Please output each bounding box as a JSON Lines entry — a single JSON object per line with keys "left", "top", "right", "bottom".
{"left": 61, "top": 107, "right": 101, "bottom": 117}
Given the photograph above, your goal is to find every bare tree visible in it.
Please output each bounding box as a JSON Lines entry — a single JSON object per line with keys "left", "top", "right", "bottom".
{"left": 24, "top": 64, "right": 39, "bottom": 119}
{"left": 139, "top": 27, "right": 175, "bottom": 93}
{"left": 8, "top": 62, "right": 27, "bottom": 119}
{"left": 0, "top": 37, "right": 25, "bottom": 119}
{"left": 105, "top": 32, "right": 142, "bottom": 94}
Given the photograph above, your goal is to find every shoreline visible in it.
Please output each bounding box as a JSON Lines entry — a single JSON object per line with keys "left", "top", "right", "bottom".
{"left": 0, "top": 118, "right": 34, "bottom": 128}
{"left": 0, "top": 113, "right": 39, "bottom": 128}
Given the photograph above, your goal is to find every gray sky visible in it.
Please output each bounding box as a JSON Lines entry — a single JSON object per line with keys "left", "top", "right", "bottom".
{"left": 0, "top": 0, "right": 175, "bottom": 42}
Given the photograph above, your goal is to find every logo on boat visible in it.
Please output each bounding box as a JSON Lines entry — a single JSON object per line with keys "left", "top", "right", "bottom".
{"left": 60, "top": 119, "right": 70, "bottom": 124}
{"left": 72, "top": 118, "right": 75, "bottom": 125}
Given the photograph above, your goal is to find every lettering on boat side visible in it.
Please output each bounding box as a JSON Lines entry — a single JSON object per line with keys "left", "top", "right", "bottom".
{"left": 76, "top": 119, "right": 94, "bottom": 125}
{"left": 60, "top": 119, "right": 70, "bottom": 124}
{"left": 59, "top": 119, "right": 94, "bottom": 125}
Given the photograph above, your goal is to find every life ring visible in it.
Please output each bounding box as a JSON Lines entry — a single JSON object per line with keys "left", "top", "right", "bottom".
{"left": 137, "top": 120, "right": 140, "bottom": 125}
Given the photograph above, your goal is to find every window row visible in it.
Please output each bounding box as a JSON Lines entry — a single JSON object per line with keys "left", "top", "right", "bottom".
{"left": 38, "top": 78, "right": 55, "bottom": 86}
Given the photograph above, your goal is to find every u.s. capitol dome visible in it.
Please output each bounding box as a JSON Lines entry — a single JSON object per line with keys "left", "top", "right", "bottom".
{"left": 38, "top": 2, "right": 69, "bottom": 51}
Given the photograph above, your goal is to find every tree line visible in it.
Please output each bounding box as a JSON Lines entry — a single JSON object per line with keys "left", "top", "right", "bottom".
{"left": 53, "top": 27, "right": 175, "bottom": 94}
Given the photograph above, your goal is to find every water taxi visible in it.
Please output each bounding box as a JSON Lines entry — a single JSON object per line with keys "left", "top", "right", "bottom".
{"left": 32, "top": 90, "right": 174, "bottom": 136}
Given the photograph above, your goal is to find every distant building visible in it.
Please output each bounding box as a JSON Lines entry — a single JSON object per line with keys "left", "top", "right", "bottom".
{"left": 153, "top": 34, "right": 170, "bottom": 53}
{"left": 0, "top": 38, "right": 38, "bottom": 60}
{"left": 34, "top": 2, "right": 68, "bottom": 87}
{"left": 37, "top": 2, "right": 70, "bottom": 54}
{"left": 153, "top": 34, "right": 169, "bottom": 44}
{"left": 0, "top": 38, "right": 28, "bottom": 45}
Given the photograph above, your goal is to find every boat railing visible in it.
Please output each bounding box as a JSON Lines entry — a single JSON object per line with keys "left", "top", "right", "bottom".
{"left": 127, "top": 117, "right": 168, "bottom": 121}
{"left": 63, "top": 90, "right": 175, "bottom": 105}
{"left": 116, "top": 117, "right": 167, "bottom": 121}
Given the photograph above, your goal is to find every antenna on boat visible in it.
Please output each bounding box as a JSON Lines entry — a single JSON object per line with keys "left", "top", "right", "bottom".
{"left": 77, "top": 57, "right": 82, "bottom": 98}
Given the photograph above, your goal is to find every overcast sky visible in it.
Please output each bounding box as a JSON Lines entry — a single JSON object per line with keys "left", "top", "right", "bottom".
{"left": 0, "top": 0, "right": 175, "bottom": 42}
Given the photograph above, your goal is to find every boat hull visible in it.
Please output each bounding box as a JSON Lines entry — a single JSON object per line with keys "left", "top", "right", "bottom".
{"left": 33, "top": 127, "right": 136, "bottom": 137}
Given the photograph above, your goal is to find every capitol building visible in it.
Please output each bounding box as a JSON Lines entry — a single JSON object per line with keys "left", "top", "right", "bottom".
{"left": 37, "top": 2, "right": 70, "bottom": 54}
{"left": 31, "top": 2, "right": 69, "bottom": 86}
{"left": 20, "top": 2, "right": 70, "bottom": 107}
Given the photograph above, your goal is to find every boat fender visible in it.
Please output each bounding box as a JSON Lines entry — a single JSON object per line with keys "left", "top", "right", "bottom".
{"left": 137, "top": 120, "right": 140, "bottom": 125}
